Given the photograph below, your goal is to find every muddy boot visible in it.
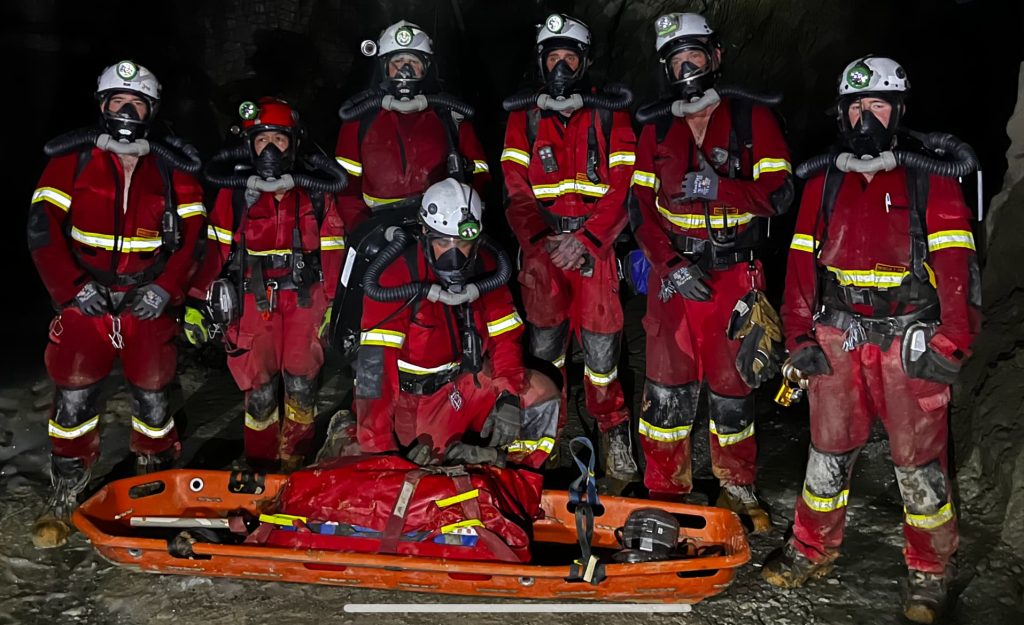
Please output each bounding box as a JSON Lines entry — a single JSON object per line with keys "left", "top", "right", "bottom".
{"left": 904, "top": 569, "right": 950, "bottom": 624}
{"left": 604, "top": 422, "right": 639, "bottom": 482}
{"left": 135, "top": 446, "right": 179, "bottom": 476}
{"left": 761, "top": 542, "right": 837, "bottom": 588}
{"left": 716, "top": 483, "right": 771, "bottom": 533}
{"left": 32, "top": 456, "right": 90, "bottom": 549}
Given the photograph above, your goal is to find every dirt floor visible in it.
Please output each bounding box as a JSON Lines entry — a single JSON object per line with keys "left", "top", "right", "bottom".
{"left": 0, "top": 296, "right": 1020, "bottom": 625}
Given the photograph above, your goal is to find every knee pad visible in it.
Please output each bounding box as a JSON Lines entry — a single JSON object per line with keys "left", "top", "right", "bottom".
{"left": 283, "top": 372, "right": 318, "bottom": 410}
{"left": 638, "top": 380, "right": 699, "bottom": 443}
{"left": 707, "top": 391, "right": 754, "bottom": 446}
{"left": 802, "top": 446, "right": 859, "bottom": 512}
{"left": 128, "top": 385, "right": 173, "bottom": 438}
{"left": 246, "top": 377, "right": 280, "bottom": 421}
{"left": 520, "top": 397, "right": 560, "bottom": 444}
{"left": 581, "top": 329, "right": 621, "bottom": 375}
{"left": 529, "top": 321, "right": 569, "bottom": 365}
{"left": 52, "top": 384, "right": 104, "bottom": 430}
{"left": 895, "top": 460, "right": 954, "bottom": 529}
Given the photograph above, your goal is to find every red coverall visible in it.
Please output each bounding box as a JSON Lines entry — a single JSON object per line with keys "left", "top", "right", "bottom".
{"left": 189, "top": 187, "right": 346, "bottom": 464}
{"left": 781, "top": 169, "right": 980, "bottom": 574}
{"left": 630, "top": 98, "right": 792, "bottom": 496}
{"left": 29, "top": 148, "right": 204, "bottom": 464}
{"left": 354, "top": 247, "right": 560, "bottom": 470}
{"left": 502, "top": 107, "right": 636, "bottom": 434}
{"left": 334, "top": 109, "right": 489, "bottom": 228}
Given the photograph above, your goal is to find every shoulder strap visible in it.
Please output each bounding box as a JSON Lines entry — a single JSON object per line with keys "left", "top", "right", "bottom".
{"left": 357, "top": 111, "right": 376, "bottom": 146}
{"left": 598, "top": 107, "right": 613, "bottom": 150}
{"left": 906, "top": 167, "right": 931, "bottom": 282}
{"left": 154, "top": 155, "right": 181, "bottom": 252}
{"left": 231, "top": 188, "right": 247, "bottom": 233}
{"left": 654, "top": 114, "right": 673, "bottom": 144}
{"left": 309, "top": 191, "right": 326, "bottom": 226}
{"left": 728, "top": 97, "right": 754, "bottom": 178}
{"left": 73, "top": 148, "right": 93, "bottom": 184}
{"left": 526, "top": 108, "right": 541, "bottom": 152}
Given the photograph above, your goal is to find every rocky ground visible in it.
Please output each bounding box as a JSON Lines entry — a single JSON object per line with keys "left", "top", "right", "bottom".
{"left": 0, "top": 296, "right": 1020, "bottom": 625}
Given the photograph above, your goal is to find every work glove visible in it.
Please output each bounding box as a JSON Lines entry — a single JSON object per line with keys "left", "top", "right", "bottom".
{"left": 74, "top": 282, "right": 108, "bottom": 316}
{"left": 131, "top": 284, "right": 172, "bottom": 320}
{"left": 405, "top": 440, "right": 442, "bottom": 466}
{"left": 318, "top": 305, "right": 332, "bottom": 339}
{"left": 681, "top": 153, "right": 720, "bottom": 202}
{"left": 789, "top": 335, "right": 833, "bottom": 377}
{"left": 660, "top": 264, "right": 712, "bottom": 302}
{"left": 480, "top": 392, "right": 521, "bottom": 448}
{"left": 182, "top": 300, "right": 211, "bottom": 346}
{"left": 548, "top": 234, "right": 587, "bottom": 271}
{"left": 444, "top": 442, "right": 507, "bottom": 468}
{"left": 727, "top": 290, "right": 785, "bottom": 388}
{"left": 903, "top": 328, "right": 963, "bottom": 385}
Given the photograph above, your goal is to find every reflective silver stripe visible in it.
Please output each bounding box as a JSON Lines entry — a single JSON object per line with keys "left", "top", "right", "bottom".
{"left": 131, "top": 416, "right": 175, "bottom": 439}
{"left": 709, "top": 420, "right": 755, "bottom": 446}
{"left": 656, "top": 199, "right": 755, "bottom": 229}
{"left": 486, "top": 312, "right": 524, "bottom": 337}
{"left": 48, "top": 416, "right": 99, "bottom": 440}
{"left": 826, "top": 266, "right": 909, "bottom": 289}
{"left": 500, "top": 148, "right": 530, "bottom": 167}
{"left": 532, "top": 179, "right": 609, "bottom": 199}
{"left": 176, "top": 202, "right": 207, "bottom": 219}
{"left": 802, "top": 484, "right": 849, "bottom": 512}
{"left": 631, "top": 171, "right": 656, "bottom": 188}
{"left": 360, "top": 329, "right": 406, "bottom": 348}
{"left": 927, "top": 230, "right": 976, "bottom": 252}
{"left": 507, "top": 438, "right": 555, "bottom": 455}
{"left": 472, "top": 160, "right": 490, "bottom": 173}
{"left": 32, "top": 187, "right": 72, "bottom": 211}
{"left": 609, "top": 151, "right": 636, "bottom": 167}
{"left": 71, "top": 227, "right": 162, "bottom": 252}
{"left": 752, "top": 157, "right": 792, "bottom": 180}
{"left": 244, "top": 411, "right": 277, "bottom": 432}
{"left": 397, "top": 360, "right": 459, "bottom": 375}
{"left": 336, "top": 156, "right": 363, "bottom": 176}
{"left": 638, "top": 418, "right": 691, "bottom": 443}
{"left": 246, "top": 248, "right": 291, "bottom": 256}
{"left": 790, "top": 233, "right": 817, "bottom": 253}
{"left": 208, "top": 226, "right": 233, "bottom": 245}
{"left": 584, "top": 365, "right": 618, "bottom": 387}
{"left": 551, "top": 355, "right": 566, "bottom": 369}
{"left": 319, "top": 236, "right": 346, "bottom": 250}
{"left": 904, "top": 502, "right": 954, "bottom": 529}
{"left": 363, "top": 193, "right": 401, "bottom": 207}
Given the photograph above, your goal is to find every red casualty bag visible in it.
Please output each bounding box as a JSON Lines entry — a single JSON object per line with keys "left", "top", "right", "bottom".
{"left": 253, "top": 455, "right": 544, "bottom": 563}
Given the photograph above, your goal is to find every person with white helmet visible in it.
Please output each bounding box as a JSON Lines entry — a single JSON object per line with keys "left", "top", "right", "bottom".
{"left": 501, "top": 14, "right": 639, "bottom": 482}
{"left": 629, "top": 13, "right": 793, "bottom": 529}
{"left": 764, "top": 56, "right": 981, "bottom": 624}
{"left": 333, "top": 20, "right": 490, "bottom": 230}
{"left": 28, "top": 60, "right": 205, "bottom": 548}
{"left": 353, "top": 178, "right": 560, "bottom": 470}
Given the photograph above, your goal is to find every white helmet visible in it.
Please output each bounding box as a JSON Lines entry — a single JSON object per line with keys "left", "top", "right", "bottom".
{"left": 419, "top": 178, "right": 483, "bottom": 240}
{"left": 536, "top": 13, "right": 591, "bottom": 50}
{"left": 535, "top": 14, "right": 592, "bottom": 97}
{"left": 96, "top": 60, "right": 161, "bottom": 103}
{"left": 838, "top": 56, "right": 910, "bottom": 95}
{"left": 362, "top": 20, "right": 434, "bottom": 58}
{"left": 653, "top": 13, "right": 714, "bottom": 55}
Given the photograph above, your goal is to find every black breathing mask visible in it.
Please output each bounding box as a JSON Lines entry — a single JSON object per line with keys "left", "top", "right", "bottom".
{"left": 840, "top": 98, "right": 901, "bottom": 158}
{"left": 544, "top": 59, "right": 580, "bottom": 98}
{"left": 103, "top": 98, "right": 150, "bottom": 143}
{"left": 252, "top": 142, "right": 293, "bottom": 180}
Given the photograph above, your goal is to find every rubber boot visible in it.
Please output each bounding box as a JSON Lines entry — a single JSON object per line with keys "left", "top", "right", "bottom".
{"left": 716, "top": 482, "right": 771, "bottom": 533}
{"left": 904, "top": 568, "right": 951, "bottom": 624}
{"left": 32, "top": 456, "right": 90, "bottom": 549}
{"left": 135, "top": 444, "right": 180, "bottom": 476}
{"left": 761, "top": 542, "right": 837, "bottom": 588}
{"left": 604, "top": 421, "right": 640, "bottom": 482}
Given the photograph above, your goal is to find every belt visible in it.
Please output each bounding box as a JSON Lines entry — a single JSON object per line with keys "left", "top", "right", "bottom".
{"left": 541, "top": 209, "right": 589, "bottom": 234}
{"left": 399, "top": 369, "right": 458, "bottom": 396}
{"left": 816, "top": 306, "right": 938, "bottom": 349}
{"left": 669, "top": 234, "right": 754, "bottom": 271}
{"left": 243, "top": 275, "right": 301, "bottom": 292}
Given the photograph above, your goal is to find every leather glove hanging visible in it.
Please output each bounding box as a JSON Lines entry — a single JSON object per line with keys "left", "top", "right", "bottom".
{"left": 727, "top": 290, "right": 785, "bottom": 388}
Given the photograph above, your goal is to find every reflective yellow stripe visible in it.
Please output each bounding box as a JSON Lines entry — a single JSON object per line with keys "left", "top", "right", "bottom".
{"left": 826, "top": 266, "right": 909, "bottom": 289}
{"left": 802, "top": 484, "right": 849, "bottom": 513}
{"left": 904, "top": 502, "right": 954, "bottom": 529}
{"left": 319, "top": 236, "right": 346, "bottom": 250}
{"left": 927, "top": 230, "right": 976, "bottom": 252}
{"left": 486, "top": 312, "right": 523, "bottom": 337}
{"left": 397, "top": 360, "right": 459, "bottom": 375}
{"left": 246, "top": 248, "right": 292, "bottom": 256}
{"left": 507, "top": 437, "right": 556, "bottom": 455}
{"left": 176, "top": 202, "right": 207, "bottom": 219}
{"left": 71, "top": 227, "right": 162, "bottom": 252}
{"left": 609, "top": 151, "right": 636, "bottom": 167}
{"left": 47, "top": 416, "right": 99, "bottom": 440}
{"left": 551, "top": 355, "right": 566, "bottom": 369}
{"left": 500, "top": 148, "right": 531, "bottom": 167}
{"left": 752, "top": 157, "right": 793, "bottom": 180}
{"left": 532, "top": 179, "right": 609, "bottom": 199}
{"left": 472, "top": 160, "right": 490, "bottom": 174}
{"left": 245, "top": 411, "right": 277, "bottom": 432}
{"left": 335, "top": 156, "right": 363, "bottom": 176}
{"left": 32, "top": 186, "right": 72, "bottom": 211}
{"left": 584, "top": 365, "right": 618, "bottom": 387}
{"left": 435, "top": 489, "right": 480, "bottom": 508}
{"left": 790, "top": 233, "right": 817, "bottom": 253}
{"left": 207, "top": 225, "right": 233, "bottom": 245}
{"left": 638, "top": 418, "right": 691, "bottom": 443}
{"left": 131, "top": 416, "right": 175, "bottom": 439}
{"left": 363, "top": 193, "right": 402, "bottom": 207}
{"left": 440, "top": 519, "right": 485, "bottom": 534}
{"left": 360, "top": 329, "right": 406, "bottom": 348}
{"left": 259, "top": 513, "right": 307, "bottom": 526}
{"left": 709, "top": 420, "right": 755, "bottom": 446}
{"left": 656, "top": 199, "right": 755, "bottom": 229}
{"left": 631, "top": 170, "right": 656, "bottom": 188}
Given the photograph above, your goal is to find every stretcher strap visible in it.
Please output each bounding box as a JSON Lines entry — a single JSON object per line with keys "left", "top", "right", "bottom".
{"left": 451, "top": 473, "right": 520, "bottom": 563}
{"left": 566, "top": 437, "right": 606, "bottom": 585}
{"left": 379, "top": 469, "right": 426, "bottom": 554}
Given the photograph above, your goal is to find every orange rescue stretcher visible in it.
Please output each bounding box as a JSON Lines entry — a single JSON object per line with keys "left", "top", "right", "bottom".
{"left": 73, "top": 469, "right": 750, "bottom": 603}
